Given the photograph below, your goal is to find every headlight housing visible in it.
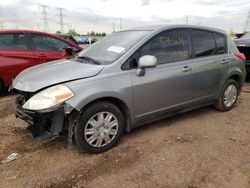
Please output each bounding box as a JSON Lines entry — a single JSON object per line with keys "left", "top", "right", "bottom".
{"left": 22, "top": 85, "right": 74, "bottom": 111}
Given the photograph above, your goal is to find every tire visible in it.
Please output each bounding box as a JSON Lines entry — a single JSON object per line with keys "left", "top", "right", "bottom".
{"left": 74, "top": 101, "right": 125, "bottom": 153}
{"left": 215, "top": 79, "right": 239, "bottom": 112}
{"left": 0, "top": 79, "right": 3, "bottom": 93}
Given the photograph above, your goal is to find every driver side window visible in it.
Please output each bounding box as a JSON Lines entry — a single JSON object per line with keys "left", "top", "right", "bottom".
{"left": 140, "top": 29, "right": 190, "bottom": 64}
{"left": 122, "top": 29, "right": 190, "bottom": 70}
{"left": 30, "top": 34, "right": 68, "bottom": 52}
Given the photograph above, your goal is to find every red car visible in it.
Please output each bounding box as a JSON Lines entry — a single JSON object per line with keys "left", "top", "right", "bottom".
{"left": 0, "top": 30, "right": 83, "bottom": 91}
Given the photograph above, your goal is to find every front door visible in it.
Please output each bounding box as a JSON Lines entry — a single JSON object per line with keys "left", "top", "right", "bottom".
{"left": 28, "top": 34, "right": 73, "bottom": 64}
{"left": 129, "top": 29, "right": 195, "bottom": 121}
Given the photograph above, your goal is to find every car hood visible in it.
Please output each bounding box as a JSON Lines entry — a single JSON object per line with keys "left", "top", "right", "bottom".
{"left": 234, "top": 38, "right": 250, "bottom": 47}
{"left": 12, "top": 59, "right": 104, "bottom": 92}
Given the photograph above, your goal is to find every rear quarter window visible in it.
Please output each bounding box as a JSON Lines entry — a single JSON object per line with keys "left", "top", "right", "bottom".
{"left": 214, "top": 33, "right": 227, "bottom": 54}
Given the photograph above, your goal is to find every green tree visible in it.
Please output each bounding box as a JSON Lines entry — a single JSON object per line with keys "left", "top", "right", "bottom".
{"left": 229, "top": 29, "right": 236, "bottom": 37}
{"left": 67, "top": 29, "right": 78, "bottom": 36}
{"left": 90, "top": 31, "right": 95, "bottom": 36}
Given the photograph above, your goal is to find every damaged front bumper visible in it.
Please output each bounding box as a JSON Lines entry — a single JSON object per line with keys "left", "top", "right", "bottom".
{"left": 14, "top": 93, "right": 77, "bottom": 145}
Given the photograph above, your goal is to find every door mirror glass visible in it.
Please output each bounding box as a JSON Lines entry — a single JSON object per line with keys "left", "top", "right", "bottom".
{"left": 137, "top": 55, "right": 157, "bottom": 76}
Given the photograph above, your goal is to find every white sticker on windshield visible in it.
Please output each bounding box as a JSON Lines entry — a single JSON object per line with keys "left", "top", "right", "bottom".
{"left": 107, "top": 46, "right": 125, "bottom": 53}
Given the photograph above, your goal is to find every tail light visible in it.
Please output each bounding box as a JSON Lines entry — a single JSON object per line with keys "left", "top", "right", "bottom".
{"left": 234, "top": 52, "right": 246, "bottom": 63}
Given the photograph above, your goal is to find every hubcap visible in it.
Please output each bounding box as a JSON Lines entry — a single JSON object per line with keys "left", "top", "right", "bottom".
{"left": 84, "top": 112, "right": 118, "bottom": 147}
{"left": 223, "top": 84, "right": 237, "bottom": 108}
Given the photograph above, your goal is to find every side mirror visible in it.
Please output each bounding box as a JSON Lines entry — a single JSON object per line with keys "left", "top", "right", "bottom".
{"left": 63, "top": 46, "right": 73, "bottom": 56}
{"left": 137, "top": 55, "right": 157, "bottom": 76}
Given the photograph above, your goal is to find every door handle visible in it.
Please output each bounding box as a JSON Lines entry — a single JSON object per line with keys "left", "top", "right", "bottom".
{"left": 221, "top": 59, "right": 229, "bottom": 64}
{"left": 182, "top": 66, "right": 192, "bottom": 72}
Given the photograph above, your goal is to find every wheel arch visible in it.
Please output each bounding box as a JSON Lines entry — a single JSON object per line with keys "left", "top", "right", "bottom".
{"left": 228, "top": 73, "right": 244, "bottom": 92}
{"left": 73, "top": 96, "right": 132, "bottom": 132}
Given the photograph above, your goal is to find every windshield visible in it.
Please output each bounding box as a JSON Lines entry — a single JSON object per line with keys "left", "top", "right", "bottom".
{"left": 241, "top": 32, "right": 250, "bottom": 39}
{"left": 78, "top": 30, "right": 150, "bottom": 65}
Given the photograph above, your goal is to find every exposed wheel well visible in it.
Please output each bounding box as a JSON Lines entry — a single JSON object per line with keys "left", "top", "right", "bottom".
{"left": 81, "top": 97, "right": 131, "bottom": 132}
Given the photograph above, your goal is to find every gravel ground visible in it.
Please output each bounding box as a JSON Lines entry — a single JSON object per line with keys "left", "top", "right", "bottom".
{"left": 0, "top": 82, "right": 250, "bottom": 188}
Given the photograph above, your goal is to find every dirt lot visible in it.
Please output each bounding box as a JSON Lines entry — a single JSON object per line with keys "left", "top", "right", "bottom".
{"left": 1, "top": 83, "right": 250, "bottom": 188}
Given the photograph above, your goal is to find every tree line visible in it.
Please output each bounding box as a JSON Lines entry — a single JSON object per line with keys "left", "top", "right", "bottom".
{"left": 56, "top": 29, "right": 106, "bottom": 37}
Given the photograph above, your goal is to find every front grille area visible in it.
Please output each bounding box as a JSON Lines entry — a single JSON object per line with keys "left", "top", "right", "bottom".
{"left": 16, "top": 92, "right": 33, "bottom": 107}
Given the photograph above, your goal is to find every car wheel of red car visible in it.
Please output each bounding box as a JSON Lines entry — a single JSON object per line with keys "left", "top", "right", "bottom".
{"left": 0, "top": 78, "right": 3, "bottom": 92}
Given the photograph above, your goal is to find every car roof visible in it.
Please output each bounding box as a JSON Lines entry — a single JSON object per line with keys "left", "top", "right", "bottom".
{"left": 0, "top": 29, "right": 82, "bottom": 50}
{"left": 124, "top": 24, "right": 227, "bottom": 35}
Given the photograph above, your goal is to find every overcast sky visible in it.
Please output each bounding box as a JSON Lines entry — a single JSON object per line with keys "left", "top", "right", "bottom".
{"left": 0, "top": 0, "right": 250, "bottom": 34}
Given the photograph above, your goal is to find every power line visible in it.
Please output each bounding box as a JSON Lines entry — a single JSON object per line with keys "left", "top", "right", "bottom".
{"left": 56, "top": 7, "right": 66, "bottom": 34}
{"left": 39, "top": 4, "right": 49, "bottom": 32}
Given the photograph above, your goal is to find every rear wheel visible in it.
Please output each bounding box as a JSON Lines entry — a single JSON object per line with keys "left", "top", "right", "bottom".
{"left": 215, "top": 79, "right": 239, "bottom": 111}
{"left": 74, "top": 101, "right": 125, "bottom": 153}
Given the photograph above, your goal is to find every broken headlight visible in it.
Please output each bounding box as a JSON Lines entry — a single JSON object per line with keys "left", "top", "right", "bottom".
{"left": 22, "top": 84, "right": 74, "bottom": 111}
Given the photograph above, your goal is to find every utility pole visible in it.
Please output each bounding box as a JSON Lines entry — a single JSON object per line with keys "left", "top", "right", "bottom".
{"left": 112, "top": 22, "right": 115, "bottom": 33}
{"left": 0, "top": 22, "right": 4, "bottom": 30}
{"left": 119, "top": 18, "right": 122, "bottom": 31}
{"left": 185, "top": 16, "right": 189, "bottom": 25}
{"left": 0, "top": 4, "right": 3, "bottom": 30}
{"left": 39, "top": 4, "right": 49, "bottom": 32}
{"left": 244, "top": 10, "right": 250, "bottom": 32}
{"left": 56, "top": 7, "right": 66, "bottom": 34}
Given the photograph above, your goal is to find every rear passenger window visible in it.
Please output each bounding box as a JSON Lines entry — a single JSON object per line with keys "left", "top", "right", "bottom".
{"left": 140, "top": 29, "right": 190, "bottom": 64}
{"left": 0, "top": 34, "right": 27, "bottom": 50}
{"left": 214, "top": 33, "right": 227, "bottom": 54}
{"left": 192, "top": 30, "right": 216, "bottom": 57}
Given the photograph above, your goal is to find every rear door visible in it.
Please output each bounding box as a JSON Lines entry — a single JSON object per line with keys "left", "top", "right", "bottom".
{"left": 128, "top": 29, "right": 195, "bottom": 122}
{"left": 28, "top": 34, "right": 75, "bottom": 64}
{"left": 190, "top": 29, "right": 230, "bottom": 105}
{"left": 0, "top": 33, "right": 35, "bottom": 87}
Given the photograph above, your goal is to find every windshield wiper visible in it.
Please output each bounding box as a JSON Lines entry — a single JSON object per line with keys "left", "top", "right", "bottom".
{"left": 76, "top": 55, "right": 101, "bottom": 65}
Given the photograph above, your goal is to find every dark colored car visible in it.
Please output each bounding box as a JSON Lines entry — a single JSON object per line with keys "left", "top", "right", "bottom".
{"left": 57, "top": 34, "right": 79, "bottom": 45}
{"left": 0, "top": 30, "right": 83, "bottom": 91}
{"left": 234, "top": 32, "right": 250, "bottom": 72}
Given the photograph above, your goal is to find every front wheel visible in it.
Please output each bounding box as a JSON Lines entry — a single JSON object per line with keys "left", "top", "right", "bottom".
{"left": 74, "top": 101, "right": 125, "bottom": 153}
{"left": 215, "top": 79, "right": 239, "bottom": 111}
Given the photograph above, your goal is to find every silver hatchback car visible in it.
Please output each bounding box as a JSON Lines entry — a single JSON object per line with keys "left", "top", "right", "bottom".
{"left": 11, "top": 25, "right": 246, "bottom": 153}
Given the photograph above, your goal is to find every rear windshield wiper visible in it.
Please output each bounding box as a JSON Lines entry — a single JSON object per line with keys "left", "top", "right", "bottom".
{"left": 76, "top": 55, "right": 101, "bottom": 65}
